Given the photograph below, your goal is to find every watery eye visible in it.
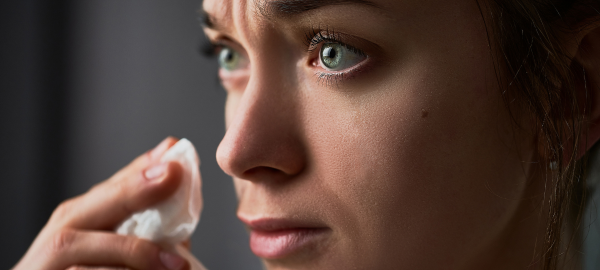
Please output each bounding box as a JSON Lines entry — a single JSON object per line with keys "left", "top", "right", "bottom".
{"left": 218, "top": 47, "right": 242, "bottom": 71}
{"left": 319, "top": 43, "right": 365, "bottom": 71}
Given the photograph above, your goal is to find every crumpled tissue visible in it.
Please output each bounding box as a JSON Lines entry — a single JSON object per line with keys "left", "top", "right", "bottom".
{"left": 116, "top": 138, "right": 206, "bottom": 269}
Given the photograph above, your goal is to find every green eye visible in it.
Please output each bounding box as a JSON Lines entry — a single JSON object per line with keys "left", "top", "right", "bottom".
{"left": 218, "top": 47, "right": 242, "bottom": 71}
{"left": 319, "top": 43, "right": 365, "bottom": 71}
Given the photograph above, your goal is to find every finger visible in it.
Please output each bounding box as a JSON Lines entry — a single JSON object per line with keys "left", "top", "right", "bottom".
{"left": 107, "top": 137, "right": 178, "bottom": 185}
{"left": 67, "top": 267, "right": 130, "bottom": 270}
{"left": 45, "top": 230, "right": 189, "bottom": 270}
{"left": 51, "top": 137, "right": 183, "bottom": 230}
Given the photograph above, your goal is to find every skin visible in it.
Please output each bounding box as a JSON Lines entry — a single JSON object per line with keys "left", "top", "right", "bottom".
{"left": 205, "top": 0, "right": 543, "bottom": 269}
{"left": 13, "top": 137, "right": 191, "bottom": 270}
{"left": 13, "top": 0, "right": 600, "bottom": 269}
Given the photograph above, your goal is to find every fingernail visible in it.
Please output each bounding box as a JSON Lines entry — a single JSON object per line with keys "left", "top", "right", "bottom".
{"left": 145, "top": 163, "right": 166, "bottom": 181}
{"left": 151, "top": 138, "right": 172, "bottom": 160}
{"left": 160, "top": 251, "right": 186, "bottom": 270}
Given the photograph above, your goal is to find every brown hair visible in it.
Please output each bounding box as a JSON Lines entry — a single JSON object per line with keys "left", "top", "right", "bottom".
{"left": 480, "top": 0, "right": 600, "bottom": 269}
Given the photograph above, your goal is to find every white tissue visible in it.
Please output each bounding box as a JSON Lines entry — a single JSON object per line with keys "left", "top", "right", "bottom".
{"left": 116, "top": 138, "right": 203, "bottom": 245}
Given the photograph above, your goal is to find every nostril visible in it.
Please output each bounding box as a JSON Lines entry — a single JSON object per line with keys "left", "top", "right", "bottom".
{"left": 246, "top": 166, "right": 278, "bottom": 174}
{"left": 242, "top": 166, "right": 293, "bottom": 182}
{"left": 216, "top": 128, "right": 306, "bottom": 181}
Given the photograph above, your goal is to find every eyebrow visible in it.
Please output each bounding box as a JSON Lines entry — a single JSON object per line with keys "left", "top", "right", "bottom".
{"left": 202, "top": 12, "right": 217, "bottom": 30}
{"left": 257, "top": 0, "right": 380, "bottom": 18}
{"left": 202, "top": 0, "right": 380, "bottom": 30}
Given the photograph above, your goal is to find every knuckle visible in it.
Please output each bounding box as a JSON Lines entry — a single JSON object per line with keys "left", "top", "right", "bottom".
{"left": 114, "top": 178, "right": 129, "bottom": 195}
{"left": 50, "top": 199, "right": 76, "bottom": 223}
{"left": 88, "top": 180, "right": 105, "bottom": 192}
{"left": 49, "top": 229, "right": 77, "bottom": 256}
{"left": 93, "top": 176, "right": 130, "bottom": 206}
{"left": 122, "top": 237, "right": 150, "bottom": 262}
{"left": 112, "top": 180, "right": 134, "bottom": 213}
{"left": 109, "top": 170, "right": 132, "bottom": 196}
{"left": 108, "top": 167, "right": 129, "bottom": 184}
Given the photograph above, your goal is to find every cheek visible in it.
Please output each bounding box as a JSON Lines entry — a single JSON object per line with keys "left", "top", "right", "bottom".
{"left": 301, "top": 59, "right": 532, "bottom": 266}
{"left": 301, "top": 86, "right": 429, "bottom": 265}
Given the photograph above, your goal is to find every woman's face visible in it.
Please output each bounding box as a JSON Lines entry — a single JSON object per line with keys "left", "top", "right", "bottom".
{"left": 204, "top": 0, "right": 536, "bottom": 269}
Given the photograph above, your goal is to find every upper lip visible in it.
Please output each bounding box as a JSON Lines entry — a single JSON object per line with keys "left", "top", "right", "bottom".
{"left": 238, "top": 215, "right": 329, "bottom": 232}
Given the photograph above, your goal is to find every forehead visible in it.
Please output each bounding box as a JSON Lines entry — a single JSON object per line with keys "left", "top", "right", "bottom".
{"left": 202, "top": 0, "right": 391, "bottom": 30}
{"left": 201, "top": 0, "right": 486, "bottom": 57}
{"left": 202, "top": 0, "right": 236, "bottom": 31}
{"left": 202, "top": 0, "right": 271, "bottom": 43}
{"left": 201, "top": 0, "right": 469, "bottom": 31}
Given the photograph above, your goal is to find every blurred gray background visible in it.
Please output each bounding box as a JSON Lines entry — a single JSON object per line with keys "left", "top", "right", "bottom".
{"left": 0, "top": 0, "right": 262, "bottom": 269}
{"left": 0, "top": 1, "right": 599, "bottom": 269}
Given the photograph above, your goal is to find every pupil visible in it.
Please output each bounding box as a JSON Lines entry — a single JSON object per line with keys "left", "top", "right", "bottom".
{"left": 324, "top": 46, "right": 336, "bottom": 59}
{"left": 226, "top": 50, "right": 234, "bottom": 62}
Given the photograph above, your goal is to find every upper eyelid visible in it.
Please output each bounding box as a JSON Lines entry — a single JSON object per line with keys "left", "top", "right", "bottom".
{"left": 207, "top": 28, "right": 365, "bottom": 58}
{"left": 313, "top": 38, "right": 366, "bottom": 57}
{"left": 206, "top": 36, "right": 249, "bottom": 59}
{"left": 304, "top": 28, "right": 340, "bottom": 50}
{"left": 203, "top": 27, "right": 246, "bottom": 53}
{"left": 304, "top": 29, "right": 366, "bottom": 56}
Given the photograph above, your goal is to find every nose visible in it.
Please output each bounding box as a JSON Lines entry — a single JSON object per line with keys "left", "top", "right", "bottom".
{"left": 216, "top": 73, "right": 306, "bottom": 182}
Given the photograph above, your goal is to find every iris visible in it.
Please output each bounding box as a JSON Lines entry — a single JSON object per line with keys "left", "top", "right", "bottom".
{"left": 319, "top": 43, "right": 365, "bottom": 71}
{"left": 218, "top": 47, "right": 241, "bottom": 71}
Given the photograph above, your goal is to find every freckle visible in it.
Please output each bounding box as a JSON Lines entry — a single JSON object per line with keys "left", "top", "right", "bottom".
{"left": 421, "top": 109, "right": 429, "bottom": 118}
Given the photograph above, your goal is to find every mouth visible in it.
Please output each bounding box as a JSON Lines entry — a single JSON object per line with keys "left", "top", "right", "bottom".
{"left": 239, "top": 216, "right": 332, "bottom": 259}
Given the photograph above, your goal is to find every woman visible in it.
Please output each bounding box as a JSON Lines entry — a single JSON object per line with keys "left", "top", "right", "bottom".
{"left": 13, "top": 0, "right": 600, "bottom": 269}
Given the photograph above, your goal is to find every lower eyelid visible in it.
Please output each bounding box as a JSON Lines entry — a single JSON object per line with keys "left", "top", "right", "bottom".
{"left": 315, "top": 72, "right": 344, "bottom": 87}
{"left": 219, "top": 68, "right": 251, "bottom": 92}
{"left": 312, "top": 57, "right": 372, "bottom": 87}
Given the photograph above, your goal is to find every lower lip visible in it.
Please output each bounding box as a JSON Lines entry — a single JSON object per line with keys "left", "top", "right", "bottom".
{"left": 249, "top": 228, "right": 329, "bottom": 259}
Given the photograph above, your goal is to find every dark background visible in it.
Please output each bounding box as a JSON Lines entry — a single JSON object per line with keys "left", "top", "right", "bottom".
{"left": 0, "top": 1, "right": 261, "bottom": 269}
{"left": 0, "top": 1, "right": 599, "bottom": 269}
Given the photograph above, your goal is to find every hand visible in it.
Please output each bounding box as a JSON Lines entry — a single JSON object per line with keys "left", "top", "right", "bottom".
{"left": 13, "top": 137, "right": 191, "bottom": 270}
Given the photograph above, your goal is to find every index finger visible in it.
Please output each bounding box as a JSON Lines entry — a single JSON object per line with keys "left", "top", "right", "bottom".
{"left": 51, "top": 137, "right": 182, "bottom": 230}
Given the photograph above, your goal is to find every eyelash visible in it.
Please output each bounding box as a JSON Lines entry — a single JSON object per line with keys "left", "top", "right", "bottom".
{"left": 304, "top": 27, "right": 366, "bottom": 87}
{"left": 200, "top": 27, "right": 368, "bottom": 87}
{"left": 199, "top": 40, "right": 224, "bottom": 58}
{"left": 303, "top": 27, "right": 364, "bottom": 55}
